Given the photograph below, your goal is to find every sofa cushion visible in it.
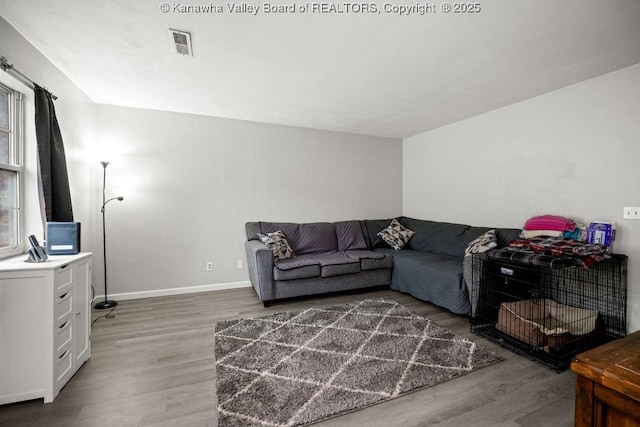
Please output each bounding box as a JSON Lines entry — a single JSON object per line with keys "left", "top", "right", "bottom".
{"left": 321, "top": 262, "right": 361, "bottom": 277}
{"left": 362, "top": 219, "right": 393, "bottom": 249}
{"left": 245, "top": 222, "right": 262, "bottom": 241}
{"left": 261, "top": 222, "right": 338, "bottom": 255}
{"left": 334, "top": 220, "right": 367, "bottom": 251}
{"left": 378, "top": 219, "right": 415, "bottom": 250}
{"left": 401, "top": 217, "right": 471, "bottom": 258}
{"left": 274, "top": 265, "right": 321, "bottom": 280}
{"left": 315, "top": 252, "right": 361, "bottom": 277}
{"left": 308, "top": 251, "right": 359, "bottom": 266}
{"left": 376, "top": 247, "right": 471, "bottom": 314}
{"left": 361, "top": 255, "right": 394, "bottom": 271}
{"left": 258, "top": 231, "right": 295, "bottom": 260}
{"left": 274, "top": 254, "right": 320, "bottom": 270}
{"left": 261, "top": 222, "right": 301, "bottom": 246}
{"left": 344, "top": 249, "right": 392, "bottom": 271}
{"left": 385, "top": 249, "right": 464, "bottom": 282}
{"left": 297, "top": 223, "right": 338, "bottom": 254}
{"left": 274, "top": 254, "right": 322, "bottom": 280}
{"left": 275, "top": 251, "right": 360, "bottom": 279}
{"left": 344, "top": 249, "right": 385, "bottom": 260}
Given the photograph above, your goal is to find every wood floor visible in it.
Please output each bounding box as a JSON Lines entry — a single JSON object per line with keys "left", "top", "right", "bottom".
{"left": 0, "top": 287, "right": 576, "bottom": 426}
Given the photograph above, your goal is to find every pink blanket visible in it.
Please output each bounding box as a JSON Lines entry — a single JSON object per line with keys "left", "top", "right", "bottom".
{"left": 523, "top": 215, "right": 576, "bottom": 232}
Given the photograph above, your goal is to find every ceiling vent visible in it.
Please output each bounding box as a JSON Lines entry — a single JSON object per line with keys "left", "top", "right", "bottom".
{"left": 169, "top": 29, "right": 193, "bottom": 56}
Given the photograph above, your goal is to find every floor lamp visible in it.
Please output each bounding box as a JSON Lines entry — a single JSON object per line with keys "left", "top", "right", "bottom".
{"left": 94, "top": 161, "right": 124, "bottom": 310}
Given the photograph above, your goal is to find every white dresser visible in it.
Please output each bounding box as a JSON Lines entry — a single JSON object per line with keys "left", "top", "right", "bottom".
{"left": 0, "top": 252, "right": 92, "bottom": 404}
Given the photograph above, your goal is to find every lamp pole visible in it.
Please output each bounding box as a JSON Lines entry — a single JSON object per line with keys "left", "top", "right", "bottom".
{"left": 94, "top": 161, "right": 123, "bottom": 310}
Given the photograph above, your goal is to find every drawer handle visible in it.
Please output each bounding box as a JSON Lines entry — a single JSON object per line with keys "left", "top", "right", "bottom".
{"left": 75, "top": 312, "right": 81, "bottom": 316}
{"left": 59, "top": 292, "right": 70, "bottom": 299}
{"left": 59, "top": 319, "right": 71, "bottom": 329}
{"left": 59, "top": 264, "right": 69, "bottom": 270}
{"left": 59, "top": 349, "right": 70, "bottom": 360}
{"left": 500, "top": 267, "right": 514, "bottom": 276}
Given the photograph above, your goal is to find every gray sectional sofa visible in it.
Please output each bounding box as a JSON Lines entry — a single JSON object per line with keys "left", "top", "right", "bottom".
{"left": 245, "top": 220, "right": 393, "bottom": 307}
{"left": 245, "top": 217, "right": 520, "bottom": 314}
{"left": 362, "top": 217, "right": 521, "bottom": 314}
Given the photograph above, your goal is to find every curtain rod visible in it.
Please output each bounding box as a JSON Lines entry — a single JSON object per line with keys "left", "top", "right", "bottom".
{"left": 0, "top": 55, "right": 58, "bottom": 100}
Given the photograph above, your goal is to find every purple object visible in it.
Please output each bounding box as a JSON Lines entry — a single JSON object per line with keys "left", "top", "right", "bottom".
{"left": 334, "top": 220, "right": 367, "bottom": 251}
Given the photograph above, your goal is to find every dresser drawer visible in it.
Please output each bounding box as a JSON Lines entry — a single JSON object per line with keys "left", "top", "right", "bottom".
{"left": 55, "top": 290, "right": 73, "bottom": 325}
{"left": 55, "top": 318, "right": 73, "bottom": 356}
{"left": 55, "top": 347, "right": 73, "bottom": 388}
{"left": 55, "top": 264, "right": 73, "bottom": 294}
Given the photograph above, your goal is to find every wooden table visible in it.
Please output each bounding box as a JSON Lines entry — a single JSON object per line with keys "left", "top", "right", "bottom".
{"left": 571, "top": 331, "right": 640, "bottom": 426}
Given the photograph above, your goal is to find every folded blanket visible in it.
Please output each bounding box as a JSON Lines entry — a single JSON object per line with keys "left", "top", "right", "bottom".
{"left": 488, "top": 248, "right": 579, "bottom": 268}
{"left": 521, "top": 229, "right": 563, "bottom": 239}
{"left": 505, "top": 237, "right": 609, "bottom": 268}
{"left": 511, "top": 237, "right": 605, "bottom": 257}
{"left": 523, "top": 215, "right": 576, "bottom": 232}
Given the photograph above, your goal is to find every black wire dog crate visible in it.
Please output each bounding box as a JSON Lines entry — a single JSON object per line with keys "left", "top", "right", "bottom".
{"left": 470, "top": 253, "right": 627, "bottom": 371}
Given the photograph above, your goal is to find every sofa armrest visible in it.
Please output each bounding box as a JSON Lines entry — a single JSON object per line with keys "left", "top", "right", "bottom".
{"left": 463, "top": 253, "right": 486, "bottom": 317}
{"left": 245, "top": 240, "right": 276, "bottom": 302}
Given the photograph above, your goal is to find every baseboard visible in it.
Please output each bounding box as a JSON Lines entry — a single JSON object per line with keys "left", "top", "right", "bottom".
{"left": 92, "top": 281, "right": 252, "bottom": 303}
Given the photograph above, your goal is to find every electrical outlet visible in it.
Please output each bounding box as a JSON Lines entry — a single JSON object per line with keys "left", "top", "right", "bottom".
{"left": 237, "top": 260, "right": 244, "bottom": 269}
{"left": 206, "top": 261, "right": 213, "bottom": 271}
{"left": 623, "top": 207, "right": 640, "bottom": 219}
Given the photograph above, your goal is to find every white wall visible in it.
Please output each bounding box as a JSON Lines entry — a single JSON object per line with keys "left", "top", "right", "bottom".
{"left": 5, "top": 13, "right": 638, "bottom": 328}
{"left": 94, "top": 104, "right": 402, "bottom": 298}
{"left": 403, "top": 63, "right": 640, "bottom": 332}
{"left": 0, "top": 17, "right": 95, "bottom": 256}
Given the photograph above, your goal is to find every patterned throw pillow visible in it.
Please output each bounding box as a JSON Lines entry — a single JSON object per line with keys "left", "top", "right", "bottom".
{"left": 258, "top": 231, "right": 295, "bottom": 260}
{"left": 377, "top": 219, "right": 415, "bottom": 251}
{"left": 464, "top": 229, "right": 497, "bottom": 257}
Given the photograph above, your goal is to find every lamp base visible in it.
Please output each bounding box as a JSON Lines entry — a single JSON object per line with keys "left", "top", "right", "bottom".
{"left": 94, "top": 300, "right": 118, "bottom": 310}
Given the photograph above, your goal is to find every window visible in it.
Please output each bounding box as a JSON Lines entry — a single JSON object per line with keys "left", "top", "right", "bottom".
{"left": 0, "top": 82, "right": 23, "bottom": 256}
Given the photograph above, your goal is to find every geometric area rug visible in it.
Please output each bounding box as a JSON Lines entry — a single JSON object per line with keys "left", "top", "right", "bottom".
{"left": 214, "top": 298, "right": 502, "bottom": 426}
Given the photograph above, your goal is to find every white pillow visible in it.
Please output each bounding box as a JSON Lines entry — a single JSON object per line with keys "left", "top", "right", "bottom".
{"left": 464, "top": 229, "right": 497, "bottom": 257}
{"left": 377, "top": 219, "right": 415, "bottom": 251}
{"left": 258, "top": 231, "right": 295, "bottom": 260}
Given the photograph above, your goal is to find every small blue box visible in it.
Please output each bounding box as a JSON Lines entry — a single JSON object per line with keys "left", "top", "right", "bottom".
{"left": 46, "top": 222, "right": 81, "bottom": 255}
{"left": 587, "top": 221, "right": 615, "bottom": 252}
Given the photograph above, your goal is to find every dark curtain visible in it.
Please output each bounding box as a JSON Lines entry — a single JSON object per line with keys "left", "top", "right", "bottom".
{"left": 34, "top": 85, "right": 74, "bottom": 222}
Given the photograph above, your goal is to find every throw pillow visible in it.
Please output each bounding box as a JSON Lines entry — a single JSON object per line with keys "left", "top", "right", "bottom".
{"left": 258, "top": 231, "right": 295, "bottom": 260}
{"left": 464, "top": 229, "right": 497, "bottom": 257}
{"left": 377, "top": 219, "right": 415, "bottom": 250}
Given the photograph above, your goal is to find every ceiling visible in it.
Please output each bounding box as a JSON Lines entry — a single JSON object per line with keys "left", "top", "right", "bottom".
{"left": 1, "top": 0, "right": 640, "bottom": 138}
